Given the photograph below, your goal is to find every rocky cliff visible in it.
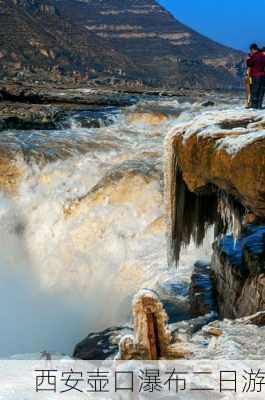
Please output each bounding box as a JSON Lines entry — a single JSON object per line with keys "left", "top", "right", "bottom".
{"left": 165, "top": 108, "right": 265, "bottom": 319}
{"left": 0, "top": 0, "right": 244, "bottom": 88}
{"left": 212, "top": 226, "right": 265, "bottom": 319}
{"left": 0, "top": 0, "right": 133, "bottom": 82}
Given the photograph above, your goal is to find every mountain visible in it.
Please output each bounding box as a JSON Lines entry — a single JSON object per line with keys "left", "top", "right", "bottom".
{"left": 0, "top": 0, "right": 245, "bottom": 89}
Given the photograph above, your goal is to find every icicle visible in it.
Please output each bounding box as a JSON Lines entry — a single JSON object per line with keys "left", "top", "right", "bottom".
{"left": 164, "top": 130, "right": 178, "bottom": 267}
{"left": 164, "top": 129, "right": 219, "bottom": 266}
{"left": 164, "top": 131, "right": 246, "bottom": 268}
{"left": 217, "top": 191, "right": 245, "bottom": 244}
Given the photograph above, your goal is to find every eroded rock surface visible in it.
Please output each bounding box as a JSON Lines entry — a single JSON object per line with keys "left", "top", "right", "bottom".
{"left": 0, "top": 83, "right": 138, "bottom": 107}
{"left": 117, "top": 290, "right": 193, "bottom": 360}
{"left": 73, "top": 326, "right": 132, "bottom": 360}
{"left": 166, "top": 109, "right": 265, "bottom": 219}
{"left": 190, "top": 261, "right": 217, "bottom": 318}
{"left": 0, "top": 102, "right": 63, "bottom": 130}
{"left": 165, "top": 108, "right": 265, "bottom": 321}
{"left": 0, "top": 146, "right": 22, "bottom": 192}
{"left": 165, "top": 108, "right": 265, "bottom": 265}
{"left": 212, "top": 225, "right": 265, "bottom": 319}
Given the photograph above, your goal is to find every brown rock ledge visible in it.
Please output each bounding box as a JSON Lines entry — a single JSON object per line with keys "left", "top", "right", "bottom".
{"left": 165, "top": 109, "right": 265, "bottom": 265}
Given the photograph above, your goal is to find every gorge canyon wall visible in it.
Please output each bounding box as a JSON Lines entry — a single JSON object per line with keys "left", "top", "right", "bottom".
{"left": 0, "top": 0, "right": 244, "bottom": 89}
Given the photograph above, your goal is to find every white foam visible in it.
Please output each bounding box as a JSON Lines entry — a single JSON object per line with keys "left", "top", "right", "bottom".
{"left": 0, "top": 94, "right": 253, "bottom": 359}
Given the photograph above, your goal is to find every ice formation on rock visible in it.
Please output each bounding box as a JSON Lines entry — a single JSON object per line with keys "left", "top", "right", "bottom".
{"left": 117, "top": 289, "right": 192, "bottom": 360}
{"left": 164, "top": 108, "right": 265, "bottom": 266}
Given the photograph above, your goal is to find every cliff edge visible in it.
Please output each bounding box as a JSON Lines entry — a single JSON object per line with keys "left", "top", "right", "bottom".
{"left": 165, "top": 109, "right": 265, "bottom": 318}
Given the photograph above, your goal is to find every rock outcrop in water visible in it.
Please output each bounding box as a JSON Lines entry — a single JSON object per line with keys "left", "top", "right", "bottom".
{"left": 0, "top": 0, "right": 244, "bottom": 89}
{"left": 74, "top": 290, "right": 193, "bottom": 360}
{"left": 190, "top": 261, "right": 217, "bottom": 318}
{"left": 73, "top": 326, "right": 133, "bottom": 360}
{"left": 165, "top": 108, "right": 265, "bottom": 319}
{"left": 0, "top": 102, "right": 63, "bottom": 130}
{"left": 0, "top": 83, "right": 138, "bottom": 107}
{"left": 117, "top": 290, "right": 171, "bottom": 360}
{"left": 117, "top": 290, "right": 193, "bottom": 360}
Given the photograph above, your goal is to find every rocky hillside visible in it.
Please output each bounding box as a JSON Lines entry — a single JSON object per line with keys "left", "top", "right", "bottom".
{"left": 0, "top": 0, "right": 245, "bottom": 89}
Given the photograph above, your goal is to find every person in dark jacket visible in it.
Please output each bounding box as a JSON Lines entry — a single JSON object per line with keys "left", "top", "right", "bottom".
{"left": 245, "top": 56, "right": 253, "bottom": 108}
{"left": 247, "top": 44, "right": 265, "bottom": 109}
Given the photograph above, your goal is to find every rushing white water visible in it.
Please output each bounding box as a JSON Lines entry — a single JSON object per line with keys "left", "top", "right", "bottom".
{"left": 0, "top": 93, "right": 249, "bottom": 358}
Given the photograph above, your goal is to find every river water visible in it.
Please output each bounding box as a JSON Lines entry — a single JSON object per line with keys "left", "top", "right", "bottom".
{"left": 0, "top": 91, "right": 255, "bottom": 359}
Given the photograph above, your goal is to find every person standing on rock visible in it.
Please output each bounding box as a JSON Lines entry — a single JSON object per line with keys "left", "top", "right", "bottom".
{"left": 247, "top": 44, "right": 265, "bottom": 109}
{"left": 245, "top": 57, "right": 253, "bottom": 108}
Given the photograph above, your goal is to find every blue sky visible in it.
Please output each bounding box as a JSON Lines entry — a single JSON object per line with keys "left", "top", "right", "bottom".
{"left": 158, "top": 0, "right": 265, "bottom": 51}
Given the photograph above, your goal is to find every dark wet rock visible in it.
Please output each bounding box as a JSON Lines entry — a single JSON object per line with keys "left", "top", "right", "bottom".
{"left": 201, "top": 100, "right": 215, "bottom": 107}
{"left": 61, "top": 108, "right": 120, "bottom": 129}
{"left": 0, "top": 102, "right": 63, "bottom": 130}
{"left": 157, "top": 280, "right": 191, "bottom": 324}
{"left": 73, "top": 326, "right": 132, "bottom": 360}
{"left": 190, "top": 261, "right": 218, "bottom": 317}
{"left": 212, "top": 225, "right": 265, "bottom": 319}
{"left": 171, "top": 313, "right": 218, "bottom": 338}
{"left": 0, "top": 83, "right": 138, "bottom": 108}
